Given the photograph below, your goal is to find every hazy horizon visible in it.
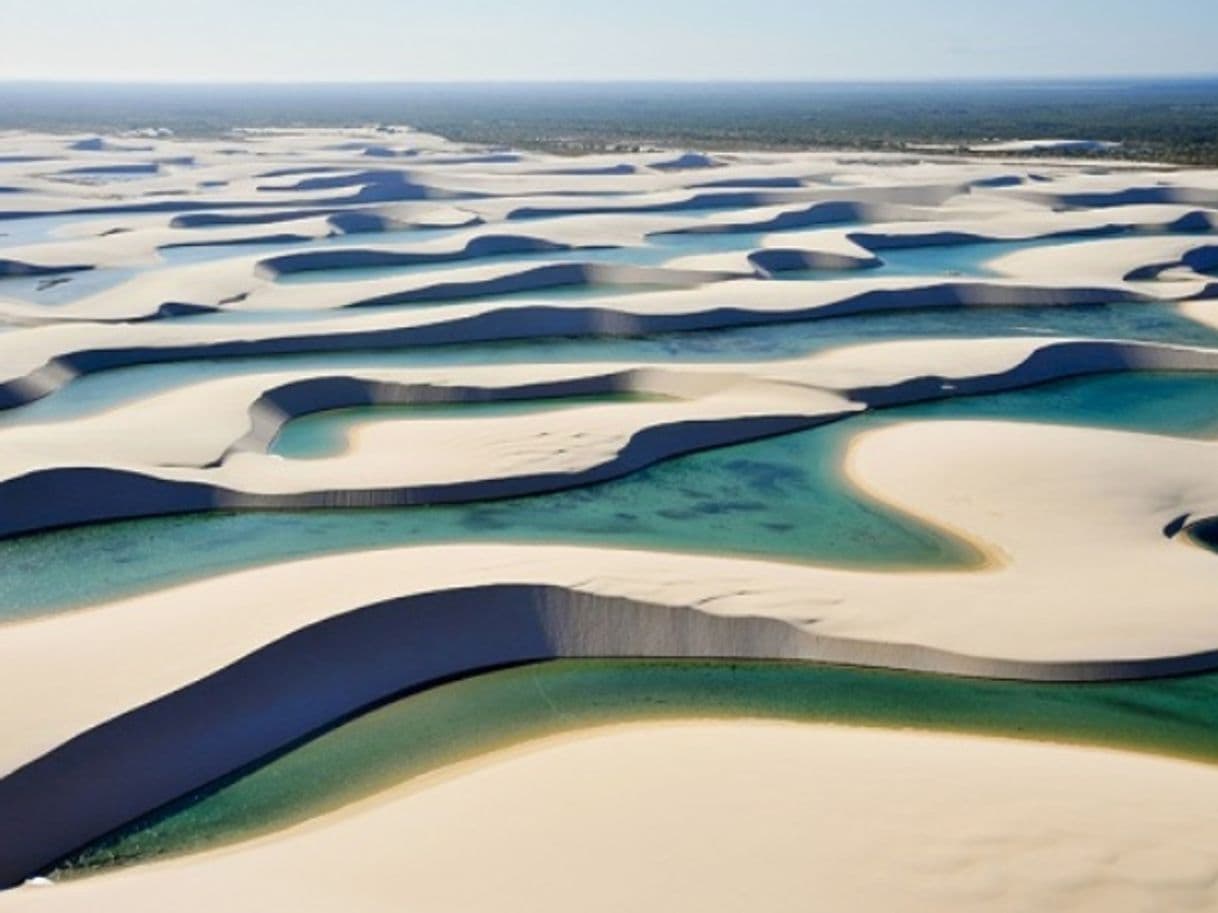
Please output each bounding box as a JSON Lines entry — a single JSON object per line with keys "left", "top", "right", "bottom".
{"left": 4, "top": 0, "right": 1216, "bottom": 83}
{"left": 4, "top": 76, "right": 1218, "bottom": 86}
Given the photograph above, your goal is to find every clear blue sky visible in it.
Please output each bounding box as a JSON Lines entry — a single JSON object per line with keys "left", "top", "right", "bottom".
{"left": 3, "top": 0, "right": 1216, "bottom": 82}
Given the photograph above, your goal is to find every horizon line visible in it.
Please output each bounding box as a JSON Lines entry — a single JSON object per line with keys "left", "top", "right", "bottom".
{"left": 3, "top": 74, "right": 1218, "bottom": 88}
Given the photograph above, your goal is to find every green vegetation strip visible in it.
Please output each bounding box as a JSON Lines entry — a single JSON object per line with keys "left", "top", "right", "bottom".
{"left": 54, "top": 658, "right": 1218, "bottom": 879}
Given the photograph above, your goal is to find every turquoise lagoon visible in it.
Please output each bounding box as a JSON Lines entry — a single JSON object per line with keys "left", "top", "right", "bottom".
{"left": 4, "top": 299, "right": 1213, "bottom": 429}
{"left": 4, "top": 372, "right": 1218, "bottom": 619}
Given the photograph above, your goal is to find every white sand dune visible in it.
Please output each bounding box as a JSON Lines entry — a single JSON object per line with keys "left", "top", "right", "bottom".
{"left": 5, "top": 417, "right": 1218, "bottom": 880}
{"left": 3, "top": 126, "right": 1218, "bottom": 901}
{"left": 2, "top": 334, "right": 1218, "bottom": 538}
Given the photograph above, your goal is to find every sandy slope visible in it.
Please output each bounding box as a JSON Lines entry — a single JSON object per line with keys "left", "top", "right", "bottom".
{"left": 9, "top": 721, "right": 1218, "bottom": 913}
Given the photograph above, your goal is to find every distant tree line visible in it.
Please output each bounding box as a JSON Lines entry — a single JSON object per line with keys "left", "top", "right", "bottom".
{"left": 2, "top": 81, "right": 1215, "bottom": 166}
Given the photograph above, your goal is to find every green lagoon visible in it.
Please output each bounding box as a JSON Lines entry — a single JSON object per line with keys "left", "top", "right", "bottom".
{"left": 53, "top": 656, "right": 1218, "bottom": 879}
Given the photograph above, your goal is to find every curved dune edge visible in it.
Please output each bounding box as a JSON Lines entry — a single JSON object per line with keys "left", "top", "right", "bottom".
{"left": 5, "top": 413, "right": 1218, "bottom": 788}
{"left": 5, "top": 413, "right": 1218, "bottom": 881}
{"left": 338, "top": 261, "right": 748, "bottom": 310}
{"left": 11, "top": 722, "right": 1218, "bottom": 912}
{"left": 6, "top": 201, "right": 1211, "bottom": 327}
{"left": 3, "top": 336, "right": 1218, "bottom": 538}
{"left": 1184, "top": 515, "right": 1218, "bottom": 552}
{"left": 7, "top": 127, "right": 1218, "bottom": 906}
{"left": 10, "top": 399, "right": 1218, "bottom": 881}
{"left": 7, "top": 582, "right": 1218, "bottom": 888}
{"left": 0, "top": 276, "right": 1162, "bottom": 401}
{"left": 8, "top": 193, "right": 1209, "bottom": 280}
{"left": 495, "top": 182, "right": 965, "bottom": 222}
{"left": 2, "top": 255, "right": 749, "bottom": 327}
{"left": 255, "top": 234, "right": 587, "bottom": 278}
{"left": 0, "top": 363, "right": 856, "bottom": 537}
{"left": 46, "top": 655, "right": 1218, "bottom": 884}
